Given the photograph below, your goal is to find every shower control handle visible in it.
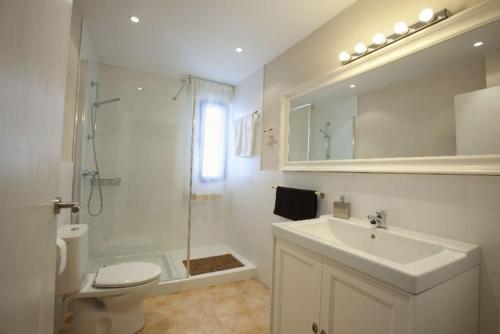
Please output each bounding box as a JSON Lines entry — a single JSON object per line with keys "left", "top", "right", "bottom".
{"left": 82, "top": 169, "right": 98, "bottom": 177}
{"left": 53, "top": 197, "right": 80, "bottom": 214}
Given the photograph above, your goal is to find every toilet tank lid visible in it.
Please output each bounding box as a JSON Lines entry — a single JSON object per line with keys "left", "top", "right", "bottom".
{"left": 93, "top": 262, "right": 161, "bottom": 288}
{"left": 57, "top": 224, "right": 88, "bottom": 243}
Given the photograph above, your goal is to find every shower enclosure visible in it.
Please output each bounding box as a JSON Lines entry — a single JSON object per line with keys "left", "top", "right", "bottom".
{"left": 73, "top": 61, "right": 193, "bottom": 281}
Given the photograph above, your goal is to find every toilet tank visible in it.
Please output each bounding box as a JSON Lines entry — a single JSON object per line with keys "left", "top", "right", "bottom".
{"left": 56, "top": 224, "right": 88, "bottom": 296}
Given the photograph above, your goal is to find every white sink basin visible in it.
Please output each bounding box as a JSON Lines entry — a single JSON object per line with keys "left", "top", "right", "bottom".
{"left": 272, "top": 215, "right": 480, "bottom": 294}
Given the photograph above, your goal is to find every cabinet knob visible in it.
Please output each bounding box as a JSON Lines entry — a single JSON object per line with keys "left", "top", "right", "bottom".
{"left": 312, "top": 322, "right": 318, "bottom": 333}
{"left": 320, "top": 330, "right": 326, "bottom": 334}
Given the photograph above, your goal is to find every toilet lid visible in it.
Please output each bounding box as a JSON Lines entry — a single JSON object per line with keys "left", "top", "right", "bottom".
{"left": 93, "top": 262, "right": 162, "bottom": 288}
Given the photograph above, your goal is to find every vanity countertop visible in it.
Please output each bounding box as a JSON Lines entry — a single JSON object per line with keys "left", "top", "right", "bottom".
{"left": 272, "top": 215, "right": 480, "bottom": 294}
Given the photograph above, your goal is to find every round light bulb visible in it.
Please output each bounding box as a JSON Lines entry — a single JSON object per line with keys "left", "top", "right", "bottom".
{"left": 350, "top": 84, "right": 356, "bottom": 89}
{"left": 473, "top": 41, "right": 484, "bottom": 47}
{"left": 394, "top": 21, "right": 409, "bottom": 35}
{"left": 372, "top": 33, "right": 386, "bottom": 46}
{"left": 235, "top": 47, "right": 243, "bottom": 53}
{"left": 130, "top": 16, "right": 140, "bottom": 23}
{"left": 419, "top": 8, "right": 434, "bottom": 23}
{"left": 354, "top": 43, "right": 367, "bottom": 54}
{"left": 338, "top": 51, "right": 351, "bottom": 62}
{"left": 137, "top": 86, "right": 142, "bottom": 91}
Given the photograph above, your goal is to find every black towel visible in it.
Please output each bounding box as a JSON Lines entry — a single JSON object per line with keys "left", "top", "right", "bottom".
{"left": 273, "top": 186, "right": 318, "bottom": 221}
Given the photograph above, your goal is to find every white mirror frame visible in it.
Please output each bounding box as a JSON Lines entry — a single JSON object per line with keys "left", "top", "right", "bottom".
{"left": 280, "top": 0, "right": 500, "bottom": 175}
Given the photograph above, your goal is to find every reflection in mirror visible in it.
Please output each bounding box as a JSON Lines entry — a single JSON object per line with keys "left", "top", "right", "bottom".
{"left": 289, "top": 19, "right": 500, "bottom": 162}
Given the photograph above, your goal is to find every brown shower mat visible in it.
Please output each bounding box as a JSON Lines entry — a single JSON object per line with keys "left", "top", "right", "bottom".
{"left": 183, "top": 254, "right": 245, "bottom": 276}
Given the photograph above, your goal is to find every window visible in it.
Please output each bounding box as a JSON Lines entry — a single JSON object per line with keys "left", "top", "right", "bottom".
{"left": 198, "top": 101, "right": 228, "bottom": 182}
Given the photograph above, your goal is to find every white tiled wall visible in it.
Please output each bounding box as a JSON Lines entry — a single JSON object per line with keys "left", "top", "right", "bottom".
{"left": 225, "top": 68, "right": 279, "bottom": 286}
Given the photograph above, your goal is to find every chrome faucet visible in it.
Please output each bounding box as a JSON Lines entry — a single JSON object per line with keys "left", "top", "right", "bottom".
{"left": 368, "top": 210, "right": 387, "bottom": 229}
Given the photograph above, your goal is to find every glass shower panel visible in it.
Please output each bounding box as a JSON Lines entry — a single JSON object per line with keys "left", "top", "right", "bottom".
{"left": 74, "top": 61, "right": 192, "bottom": 282}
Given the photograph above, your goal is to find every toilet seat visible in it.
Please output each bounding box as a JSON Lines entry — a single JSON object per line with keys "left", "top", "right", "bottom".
{"left": 93, "top": 262, "right": 162, "bottom": 288}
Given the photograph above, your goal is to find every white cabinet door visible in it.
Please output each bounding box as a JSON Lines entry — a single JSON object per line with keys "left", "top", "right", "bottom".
{"left": 272, "top": 240, "right": 323, "bottom": 334}
{"left": 320, "top": 262, "right": 411, "bottom": 334}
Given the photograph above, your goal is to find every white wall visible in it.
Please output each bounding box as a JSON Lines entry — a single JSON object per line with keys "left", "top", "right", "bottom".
{"left": 455, "top": 86, "right": 500, "bottom": 155}
{"left": 80, "top": 21, "right": 97, "bottom": 62}
{"left": 356, "top": 60, "right": 485, "bottom": 159}
{"left": 225, "top": 68, "right": 284, "bottom": 286}
{"left": 486, "top": 51, "right": 500, "bottom": 87}
{"left": 288, "top": 107, "right": 309, "bottom": 161}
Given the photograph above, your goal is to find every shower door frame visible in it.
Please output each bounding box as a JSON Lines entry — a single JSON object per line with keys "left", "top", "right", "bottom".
{"left": 71, "top": 59, "right": 193, "bottom": 280}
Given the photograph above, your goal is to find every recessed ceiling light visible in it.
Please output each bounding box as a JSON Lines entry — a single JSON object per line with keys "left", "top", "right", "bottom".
{"left": 137, "top": 86, "right": 142, "bottom": 91}
{"left": 235, "top": 47, "right": 243, "bottom": 53}
{"left": 350, "top": 84, "right": 356, "bottom": 88}
{"left": 473, "top": 41, "right": 484, "bottom": 47}
{"left": 130, "top": 16, "right": 140, "bottom": 23}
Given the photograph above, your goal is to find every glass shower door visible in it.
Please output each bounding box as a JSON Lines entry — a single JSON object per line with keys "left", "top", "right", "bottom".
{"left": 73, "top": 60, "right": 192, "bottom": 282}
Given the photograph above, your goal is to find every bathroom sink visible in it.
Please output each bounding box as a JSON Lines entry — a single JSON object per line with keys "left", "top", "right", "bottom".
{"left": 272, "top": 215, "right": 480, "bottom": 294}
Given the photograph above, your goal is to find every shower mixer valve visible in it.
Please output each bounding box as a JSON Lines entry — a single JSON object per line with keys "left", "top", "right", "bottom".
{"left": 82, "top": 170, "right": 99, "bottom": 177}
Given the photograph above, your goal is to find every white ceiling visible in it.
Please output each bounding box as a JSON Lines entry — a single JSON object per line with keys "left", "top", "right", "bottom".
{"left": 77, "top": 0, "right": 357, "bottom": 85}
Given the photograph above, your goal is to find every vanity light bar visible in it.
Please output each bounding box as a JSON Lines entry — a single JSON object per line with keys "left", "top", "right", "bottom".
{"left": 339, "top": 8, "right": 451, "bottom": 65}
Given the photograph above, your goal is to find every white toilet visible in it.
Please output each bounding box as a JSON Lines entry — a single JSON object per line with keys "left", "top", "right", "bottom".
{"left": 56, "top": 224, "right": 162, "bottom": 334}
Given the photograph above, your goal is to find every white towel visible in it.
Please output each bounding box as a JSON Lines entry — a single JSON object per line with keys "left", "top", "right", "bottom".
{"left": 232, "top": 113, "right": 258, "bottom": 157}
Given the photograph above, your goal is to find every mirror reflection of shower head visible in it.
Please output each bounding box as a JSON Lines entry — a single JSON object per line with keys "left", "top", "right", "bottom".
{"left": 93, "top": 98, "right": 120, "bottom": 108}
{"left": 173, "top": 75, "right": 192, "bottom": 101}
{"left": 320, "top": 122, "right": 331, "bottom": 137}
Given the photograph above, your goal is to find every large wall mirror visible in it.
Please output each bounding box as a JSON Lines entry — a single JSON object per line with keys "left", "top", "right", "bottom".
{"left": 281, "top": 2, "right": 500, "bottom": 174}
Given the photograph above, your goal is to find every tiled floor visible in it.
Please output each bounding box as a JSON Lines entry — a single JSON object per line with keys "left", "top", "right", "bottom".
{"left": 140, "top": 279, "right": 270, "bottom": 334}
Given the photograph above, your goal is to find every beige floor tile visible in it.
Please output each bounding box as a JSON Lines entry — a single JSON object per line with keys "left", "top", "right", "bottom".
{"left": 140, "top": 279, "right": 270, "bottom": 334}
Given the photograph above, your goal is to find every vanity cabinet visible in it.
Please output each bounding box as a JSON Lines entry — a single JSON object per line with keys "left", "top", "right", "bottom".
{"left": 271, "top": 239, "right": 323, "bottom": 334}
{"left": 271, "top": 239, "right": 478, "bottom": 334}
{"left": 319, "top": 262, "right": 410, "bottom": 334}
